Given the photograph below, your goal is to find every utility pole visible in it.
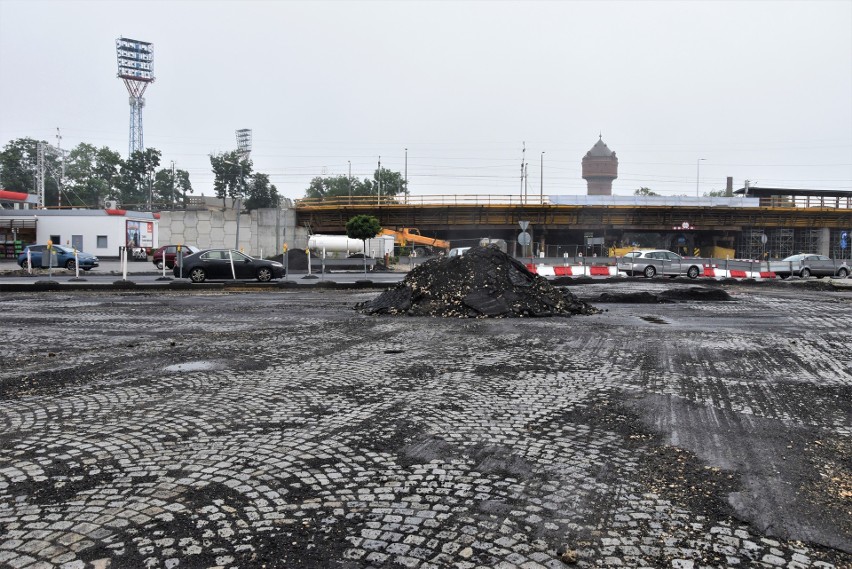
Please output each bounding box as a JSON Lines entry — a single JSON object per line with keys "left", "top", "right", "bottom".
{"left": 348, "top": 160, "right": 352, "bottom": 205}
{"left": 378, "top": 156, "right": 382, "bottom": 205}
{"left": 524, "top": 162, "right": 529, "bottom": 204}
{"left": 520, "top": 141, "right": 526, "bottom": 203}
{"left": 540, "top": 151, "right": 545, "bottom": 203}
{"left": 171, "top": 160, "right": 176, "bottom": 208}
{"left": 56, "top": 128, "right": 63, "bottom": 208}
{"left": 404, "top": 148, "right": 408, "bottom": 204}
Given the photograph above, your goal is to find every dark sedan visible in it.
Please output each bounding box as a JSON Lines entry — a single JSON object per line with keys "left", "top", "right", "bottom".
{"left": 173, "top": 249, "right": 285, "bottom": 282}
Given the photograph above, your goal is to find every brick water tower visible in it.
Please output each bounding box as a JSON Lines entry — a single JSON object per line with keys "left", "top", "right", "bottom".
{"left": 582, "top": 136, "right": 618, "bottom": 195}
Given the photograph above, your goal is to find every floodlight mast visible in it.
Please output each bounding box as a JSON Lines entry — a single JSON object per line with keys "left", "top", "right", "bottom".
{"left": 234, "top": 129, "right": 252, "bottom": 249}
{"left": 116, "top": 38, "right": 155, "bottom": 157}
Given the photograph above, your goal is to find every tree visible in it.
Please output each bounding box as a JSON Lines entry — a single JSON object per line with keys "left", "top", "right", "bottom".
{"left": 303, "top": 168, "right": 407, "bottom": 200}
{"left": 634, "top": 187, "right": 659, "bottom": 196}
{"left": 210, "top": 151, "right": 253, "bottom": 208}
{"left": 346, "top": 214, "right": 382, "bottom": 276}
{"left": 93, "top": 147, "right": 123, "bottom": 204}
{"left": 244, "top": 172, "right": 280, "bottom": 210}
{"left": 703, "top": 189, "right": 727, "bottom": 197}
{"left": 305, "top": 175, "right": 362, "bottom": 200}
{"left": 346, "top": 214, "right": 381, "bottom": 241}
{"left": 0, "top": 137, "right": 60, "bottom": 205}
{"left": 117, "top": 148, "right": 161, "bottom": 209}
{"left": 152, "top": 167, "right": 193, "bottom": 207}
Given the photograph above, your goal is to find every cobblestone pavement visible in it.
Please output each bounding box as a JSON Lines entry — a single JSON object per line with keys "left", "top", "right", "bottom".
{"left": 0, "top": 283, "right": 850, "bottom": 568}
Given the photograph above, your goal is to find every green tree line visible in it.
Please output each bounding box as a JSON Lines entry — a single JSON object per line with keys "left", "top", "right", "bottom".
{"left": 0, "top": 137, "right": 282, "bottom": 211}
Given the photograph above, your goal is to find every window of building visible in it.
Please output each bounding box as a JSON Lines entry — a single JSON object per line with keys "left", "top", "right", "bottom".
{"left": 97, "top": 235, "right": 108, "bottom": 248}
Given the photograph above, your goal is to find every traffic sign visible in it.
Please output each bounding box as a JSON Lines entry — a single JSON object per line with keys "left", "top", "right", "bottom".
{"left": 518, "top": 221, "right": 530, "bottom": 231}
{"left": 760, "top": 234, "right": 768, "bottom": 244}
{"left": 517, "top": 231, "right": 531, "bottom": 246}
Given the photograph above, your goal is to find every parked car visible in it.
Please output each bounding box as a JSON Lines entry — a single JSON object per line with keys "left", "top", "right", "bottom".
{"left": 617, "top": 249, "right": 703, "bottom": 279}
{"left": 772, "top": 254, "right": 850, "bottom": 279}
{"left": 447, "top": 247, "right": 471, "bottom": 258}
{"left": 152, "top": 244, "right": 199, "bottom": 270}
{"left": 18, "top": 244, "right": 99, "bottom": 271}
{"left": 173, "top": 249, "right": 284, "bottom": 283}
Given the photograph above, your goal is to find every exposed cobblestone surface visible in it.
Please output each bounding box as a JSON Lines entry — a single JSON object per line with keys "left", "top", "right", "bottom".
{"left": 0, "top": 285, "right": 850, "bottom": 568}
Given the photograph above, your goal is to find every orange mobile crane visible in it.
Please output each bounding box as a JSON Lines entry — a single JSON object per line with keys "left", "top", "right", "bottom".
{"left": 379, "top": 228, "right": 450, "bottom": 255}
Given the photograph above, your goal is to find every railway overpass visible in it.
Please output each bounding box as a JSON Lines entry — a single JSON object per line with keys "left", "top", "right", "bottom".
{"left": 294, "top": 190, "right": 852, "bottom": 260}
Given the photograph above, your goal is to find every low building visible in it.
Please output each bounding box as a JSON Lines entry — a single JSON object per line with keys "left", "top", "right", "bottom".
{"left": 0, "top": 209, "right": 160, "bottom": 260}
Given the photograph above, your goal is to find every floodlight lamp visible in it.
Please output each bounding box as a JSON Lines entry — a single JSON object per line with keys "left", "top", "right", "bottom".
{"left": 236, "top": 129, "right": 252, "bottom": 156}
{"left": 116, "top": 38, "right": 154, "bottom": 83}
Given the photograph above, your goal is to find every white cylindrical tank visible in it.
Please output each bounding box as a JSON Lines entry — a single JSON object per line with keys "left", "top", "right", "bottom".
{"left": 308, "top": 234, "right": 364, "bottom": 253}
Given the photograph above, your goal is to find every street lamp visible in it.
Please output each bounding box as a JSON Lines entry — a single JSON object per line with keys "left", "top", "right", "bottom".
{"left": 540, "top": 151, "right": 545, "bottom": 203}
{"left": 696, "top": 158, "right": 706, "bottom": 198}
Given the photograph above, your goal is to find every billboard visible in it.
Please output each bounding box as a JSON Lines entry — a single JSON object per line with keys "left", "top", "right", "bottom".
{"left": 126, "top": 220, "right": 154, "bottom": 248}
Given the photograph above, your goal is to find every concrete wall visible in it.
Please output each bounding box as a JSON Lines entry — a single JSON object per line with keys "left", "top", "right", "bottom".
{"left": 159, "top": 206, "right": 307, "bottom": 258}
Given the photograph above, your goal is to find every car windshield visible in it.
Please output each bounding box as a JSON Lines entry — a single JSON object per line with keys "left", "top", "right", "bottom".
{"left": 782, "top": 254, "right": 806, "bottom": 262}
{"left": 623, "top": 252, "right": 641, "bottom": 258}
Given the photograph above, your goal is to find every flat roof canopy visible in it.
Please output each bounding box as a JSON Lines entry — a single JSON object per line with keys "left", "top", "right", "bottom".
{"left": 735, "top": 186, "right": 852, "bottom": 198}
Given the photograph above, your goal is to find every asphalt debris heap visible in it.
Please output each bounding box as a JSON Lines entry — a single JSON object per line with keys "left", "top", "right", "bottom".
{"left": 357, "top": 245, "right": 599, "bottom": 317}
{"left": 593, "top": 287, "right": 734, "bottom": 304}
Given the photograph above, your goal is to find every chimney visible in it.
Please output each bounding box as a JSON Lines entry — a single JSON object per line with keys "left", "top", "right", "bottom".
{"left": 726, "top": 177, "right": 733, "bottom": 197}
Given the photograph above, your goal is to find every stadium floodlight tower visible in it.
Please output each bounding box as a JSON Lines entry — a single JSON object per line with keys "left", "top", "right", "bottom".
{"left": 234, "top": 129, "right": 252, "bottom": 248}
{"left": 116, "top": 37, "right": 155, "bottom": 156}
{"left": 236, "top": 129, "right": 252, "bottom": 160}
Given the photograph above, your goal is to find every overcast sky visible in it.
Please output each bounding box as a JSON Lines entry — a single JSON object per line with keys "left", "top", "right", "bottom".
{"left": 1, "top": 0, "right": 850, "bottom": 201}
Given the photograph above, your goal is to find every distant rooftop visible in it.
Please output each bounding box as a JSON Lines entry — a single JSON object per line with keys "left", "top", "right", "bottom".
{"left": 735, "top": 186, "right": 852, "bottom": 198}
{"left": 585, "top": 136, "right": 616, "bottom": 158}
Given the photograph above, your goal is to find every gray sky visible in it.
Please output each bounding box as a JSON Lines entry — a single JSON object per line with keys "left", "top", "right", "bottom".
{"left": 1, "top": 0, "right": 850, "bottom": 201}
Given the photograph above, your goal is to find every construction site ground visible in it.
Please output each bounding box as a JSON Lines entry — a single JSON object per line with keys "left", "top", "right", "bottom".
{"left": 0, "top": 281, "right": 850, "bottom": 568}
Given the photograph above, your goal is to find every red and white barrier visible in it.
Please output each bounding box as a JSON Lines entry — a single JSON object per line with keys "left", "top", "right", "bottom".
{"left": 702, "top": 265, "right": 776, "bottom": 279}
{"left": 526, "top": 264, "right": 619, "bottom": 277}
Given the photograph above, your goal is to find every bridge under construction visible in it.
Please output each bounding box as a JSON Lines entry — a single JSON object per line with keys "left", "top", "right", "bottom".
{"left": 295, "top": 187, "right": 852, "bottom": 260}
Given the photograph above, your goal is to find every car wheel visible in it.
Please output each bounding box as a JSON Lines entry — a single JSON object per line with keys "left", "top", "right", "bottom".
{"left": 257, "top": 267, "right": 273, "bottom": 282}
{"left": 687, "top": 266, "right": 700, "bottom": 279}
{"left": 65, "top": 259, "right": 76, "bottom": 271}
{"left": 643, "top": 265, "right": 656, "bottom": 278}
{"left": 189, "top": 268, "right": 206, "bottom": 283}
{"left": 156, "top": 260, "right": 164, "bottom": 270}
{"left": 20, "top": 259, "right": 30, "bottom": 270}
{"left": 837, "top": 268, "right": 849, "bottom": 278}
{"left": 800, "top": 268, "right": 811, "bottom": 278}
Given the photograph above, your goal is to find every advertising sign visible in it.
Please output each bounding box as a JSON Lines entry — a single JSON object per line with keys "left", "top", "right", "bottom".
{"left": 126, "top": 220, "right": 154, "bottom": 248}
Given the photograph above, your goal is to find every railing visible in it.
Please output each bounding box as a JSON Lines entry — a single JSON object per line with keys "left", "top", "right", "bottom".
{"left": 297, "top": 193, "right": 852, "bottom": 209}
{"left": 295, "top": 195, "right": 551, "bottom": 207}
{"left": 759, "top": 195, "right": 852, "bottom": 209}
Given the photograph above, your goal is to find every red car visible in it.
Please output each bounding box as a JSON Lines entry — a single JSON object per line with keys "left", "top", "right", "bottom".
{"left": 152, "top": 244, "right": 199, "bottom": 270}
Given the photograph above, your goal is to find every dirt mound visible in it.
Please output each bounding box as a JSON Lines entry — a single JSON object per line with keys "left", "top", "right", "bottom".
{"left": 357, "top": 245, "right": 599, "bottom": 317}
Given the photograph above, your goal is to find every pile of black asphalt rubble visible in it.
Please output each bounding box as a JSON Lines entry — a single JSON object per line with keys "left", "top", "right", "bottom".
{"left": 357, "top": 245, "right": 600, "bottom": 317}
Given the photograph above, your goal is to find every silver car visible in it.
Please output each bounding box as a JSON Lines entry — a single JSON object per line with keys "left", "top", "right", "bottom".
{"left": 618, "top": 250, "right": 703, "bottom": 279}
{"left": 772, "top": 254, "right": 850, "bottom": 279}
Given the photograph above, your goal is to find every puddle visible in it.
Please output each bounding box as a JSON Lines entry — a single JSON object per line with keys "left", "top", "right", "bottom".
{"left": 164, "top": 361, "right": 226, "bottom": 372}
{"left": 639, "top": 315, "right": 668, "bottom": 325}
